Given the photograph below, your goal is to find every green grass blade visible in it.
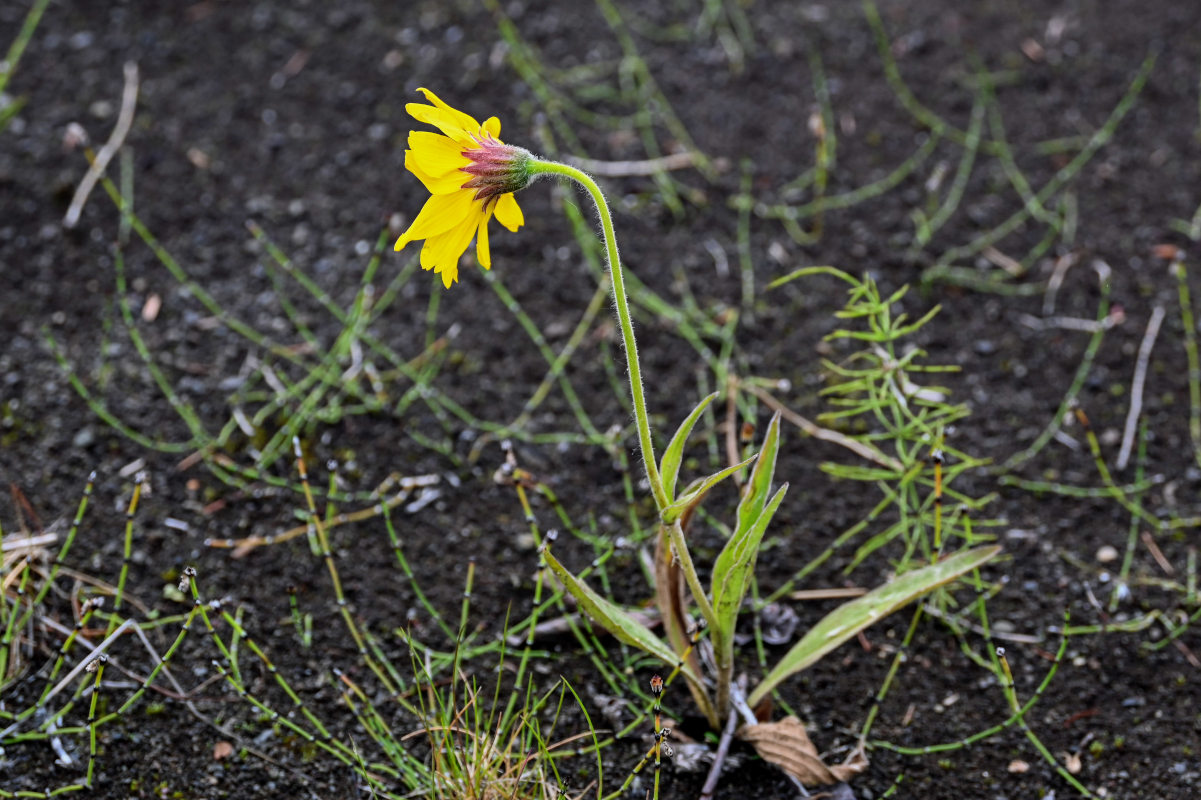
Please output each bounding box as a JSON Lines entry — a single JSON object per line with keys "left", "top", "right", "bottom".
{"left": 0, "top": 0, "right": 51, "bottom": 98}
{"left": 748, "top": 545, "right": 1001, "bottom": 706}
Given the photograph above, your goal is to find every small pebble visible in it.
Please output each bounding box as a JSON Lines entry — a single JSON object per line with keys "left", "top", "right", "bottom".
{"left": 1096, "top": 545, "right": 1119, "bottom": 563}
{"left": 72, "top": 426, "right": 95, "bottom": 447}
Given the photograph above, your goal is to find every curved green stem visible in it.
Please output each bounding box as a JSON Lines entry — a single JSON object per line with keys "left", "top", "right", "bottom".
{"left": 530, "top": 158, "right": 668, "bottom": 511}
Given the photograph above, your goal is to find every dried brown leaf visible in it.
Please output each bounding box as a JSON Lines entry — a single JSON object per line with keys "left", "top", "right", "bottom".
{"left": 737, "top": 716, "right": 867, "bottom": 785}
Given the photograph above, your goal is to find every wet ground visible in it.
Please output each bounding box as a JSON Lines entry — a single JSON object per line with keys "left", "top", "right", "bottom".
{"left": 2, "top": 1, "right": 1200, "bottom": 798}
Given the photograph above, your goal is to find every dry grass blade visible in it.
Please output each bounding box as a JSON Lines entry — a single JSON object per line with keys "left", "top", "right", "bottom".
{"left": 64, "top": 61, "right": 139, "bottom": 228}
{"left": 737, "top": 379, "right": 904, "bottom": 472}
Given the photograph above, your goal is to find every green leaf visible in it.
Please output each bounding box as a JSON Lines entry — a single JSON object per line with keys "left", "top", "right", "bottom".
{"left": 748, "top": 545, "right": 1001, "bottom": 706}
{"left": 542, "top": 548, "right": 697, "bottom": 683}
{"left": 734, "top": 412, "right": 782, "bottom": 537}
{"left": 710, "top": 412, "right": 785, "bottom": 671}
{"left": 711, "top": 483, "right": 788, "bottom": 669}
{"left": 661, "top": 454, "right": 757, "bottom": 524}
{"left": 660, "top": 392, "right": 719, "bottom": 502}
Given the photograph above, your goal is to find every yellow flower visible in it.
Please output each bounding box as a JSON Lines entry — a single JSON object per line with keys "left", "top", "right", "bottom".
{"left": 394, "top": 88, "right": 531, "bottom": 288}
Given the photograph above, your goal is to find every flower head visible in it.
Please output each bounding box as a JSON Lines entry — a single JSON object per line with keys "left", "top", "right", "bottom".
{"left": 394, "top": 88, "right": 531, "bottom": 288}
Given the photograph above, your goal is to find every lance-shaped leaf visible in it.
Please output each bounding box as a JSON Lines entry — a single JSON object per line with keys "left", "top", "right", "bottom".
{"left": 711, "top": 412, "right": 785, "bottom": 659}
{"left": 748, "top": 545, "right": 1000, "bottom": 706}
{"left": 661, "top": 454, "right": 757, "bottom": 525}
{"left": 710, "top": 412, "right": 784, "bottom": 712}
{"left": 734, "top": 411, "right": 783, "bottom": 537}
{"left": 711, "top": 483, "right": 788, "bottom": 668}
{"left": 542, "top": 548, "right": 700, "bottom": 685}
{"left": 659, "top": 391, "right": 719, "bottom": 502}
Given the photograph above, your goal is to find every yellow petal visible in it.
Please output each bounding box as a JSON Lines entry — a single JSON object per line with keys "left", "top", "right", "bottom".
{"left": 406, "top": 150, "right": 467, "bottom": 195}
{"left": 419, "top": 238, "right": 456, "bottom": 284}
{"left": 482, "top": 116, "right": 501, "bottom": 139}
{"left": 493, "top": 193, "right": 524, "bottom": 232}
{"left": 475, "top": 212, "right": 491, "bottom": 269}
{"left": 394, "top": 190, "right": 475, "bottom": 251}
{"left": 408, "top": 131, "right": 470, "bottom": 176}
{"left": 406, "top": 103, "right": 477, "bottom": 145}
{"left": 416, "top": 87, "right": 481, "bottom": 132}
{"left": 422, "top": 209, "right": 482, "bottom": 285}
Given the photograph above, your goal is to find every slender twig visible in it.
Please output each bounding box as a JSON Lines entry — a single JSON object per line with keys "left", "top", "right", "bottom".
{"left": 701, "top": 677, "right": 757, "bottom": 800}
{"left": 1017, "top": 313, "right": 1121, "bottom": 333}
{"left": 1117, "top": 306, "right": 1165, "bottom": 469}
{"left": 1, "top": 532, "right": 57, "bottom": 552}
{"left": 739, "top": 380, "right": 904, "bottom": 472}
{"left": 725, "top": 379, "right": 740, "bottom": 477}
{"left": 0, "top": 619, "right": 134, "bottom": 739}
{"left": 1043, "top": 252, "right": 1079, "bottom": 315}
{"left": 1140, "top": 530, "right": 1175, "bottom": 576}
{"left": 698, "top": 694, "right": 740, "bottom": 800}
{"left": 982, "top": 246, "right": 1024, "bottom": 277}
{"left": 788, "top": 587, "right": 867, "bottom": 601}
{"left": 64, "top": 62, "right": 139, "bottom": 228}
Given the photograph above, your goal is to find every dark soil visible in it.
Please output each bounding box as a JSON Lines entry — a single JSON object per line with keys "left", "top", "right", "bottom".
{"left": 2, "top": 1, "right": 1200, "bottom": 799}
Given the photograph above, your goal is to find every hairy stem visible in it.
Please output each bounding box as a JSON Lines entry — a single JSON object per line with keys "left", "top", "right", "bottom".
{"left": 530, "top": 159, "right": 668, "bottom": 511}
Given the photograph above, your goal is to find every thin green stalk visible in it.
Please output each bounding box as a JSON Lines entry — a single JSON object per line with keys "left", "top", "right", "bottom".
{"left": 1173, "top": 258, "right": 1201, "bottom": 467}
{"left": 759, "top": 132, "right": 941, "bottom": 227}
{"left": 113, "top": 247, "right": 208, "bottom": 446}
{"left": 857, "top": 603, "right": 924, "bottom": 744}
{"left": 45, "top": 329, "right": 196, "bottom": 453}
{"left": 1110, "top": 418, "right": 1149, "bottom": 610}
{"left": 0, "top": 0, "right": 52, "bottom": 98}
{"left": 0, "top": 557, "right": 32, "bottom": 685}
{"left": 529, "top": 159, "right": 668, "bottom": 512}
{"left": 911, "top": 93, "right": 985, "bottom": 250}
{"left": 84, "top": 654, "right": 106, "bottom": 787}
{"left": 978, "top": 64, "right": 1053, "bottom": 227}
{"left": 484, "top": 269, "right": 605, "bottom": 439}
{"left": 928, "top": 50, "right": 1156, "bottom": 275}
{"left": 1001, "top": 274, "right": 1111, "bottom": 471}
{"left": 736, "top": 160, "right": 755, "bottom": 312}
